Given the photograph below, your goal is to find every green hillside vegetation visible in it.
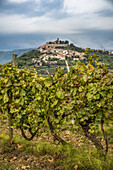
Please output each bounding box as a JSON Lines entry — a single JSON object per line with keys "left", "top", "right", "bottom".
{"left": 15, "top": 50, "right": 40, "bottom": 67}
{"left": 14, "top": 49, "right": 73, "bottom": 77}
{"left": 0, "top": 48, "right": 34, "bottom": 65}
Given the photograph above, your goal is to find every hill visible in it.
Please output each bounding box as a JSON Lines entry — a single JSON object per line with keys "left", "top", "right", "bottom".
{"left": 1, "top": 39, "right": 113, "bottom": 76}
{"left": 0, "top": 48, "right": 34, "bottom": 65}
{"left": 15, "top": 39, "right": 113, "bottom": 76}
{"left": 14, "top": 39, "right": 86, "bottom": 77}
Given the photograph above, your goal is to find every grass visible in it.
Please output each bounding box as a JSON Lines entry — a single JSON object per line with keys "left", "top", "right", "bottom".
{"left": 0, "top": 119, "right": 113, "bottom": 170}
{"left": 0, "top": 131, "right": 113, "bottom": 170}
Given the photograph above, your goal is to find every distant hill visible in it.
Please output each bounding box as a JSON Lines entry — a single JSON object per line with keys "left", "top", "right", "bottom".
{"left": 0, "top": 48, "right": 35, "bottom": 65}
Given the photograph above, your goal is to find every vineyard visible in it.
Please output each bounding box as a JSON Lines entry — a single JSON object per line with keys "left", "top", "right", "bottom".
{"left": 0, "top": 50, "right": 113, "bottom": 169}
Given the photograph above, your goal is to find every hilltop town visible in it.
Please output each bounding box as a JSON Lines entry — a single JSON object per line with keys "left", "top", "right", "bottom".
{"left": 32, "top": 38, "right": 85, "bottom": 66}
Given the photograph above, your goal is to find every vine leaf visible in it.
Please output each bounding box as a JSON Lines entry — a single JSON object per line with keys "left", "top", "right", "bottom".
{"left": 3, "top": 92, "right": 9, "bottom": 103}
{"left": 56, "top": 91, "right": 65, "bottom": 99}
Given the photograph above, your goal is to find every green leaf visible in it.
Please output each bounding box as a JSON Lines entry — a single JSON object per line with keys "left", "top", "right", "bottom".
{"left": 83, "top": 75, "right": 88, "bottom": 82}
{"left": 51, "top": 100, "right": 58, "bottom": 107}
{"left": 54, "top": 119, "right": 59, "bottom": 123}
{"left": 15, "top": 99, "right": 20, "bottom": 104}
{"left": 43, "top": 95, "right": 46, "bottom": 103}
{"left": 86, "top": 93, "right": 93, "bottom": 100}
{"left": 17, "top": 114, "right": 22, "bottom": 119}
{"left": 20, "top": 89, "right": 26, "bottom": 96}
{"left": 6, "top": 80, "right": 12, "bottom": 87}
{"left": 36, "top": 83, "right": 42, "bottom": 90}
{"left": 36, "top": 96, "right": 41, "bottom": 101}
{"left": 19, "top": 98, "right": 24, "bottom": 105}
{"left": 32, "top": 86, "right": 35, "bottom": 93}
{"left": 99, "top": 91, "right": 106, "bottom": 97}
{"left": 1, "top": 89, "right": 5, "bottom": 94}
{"left": 94, "top": 94, "right": 100, "bottom": 100}
{"left": 78, "top": 86, "right": 83, "bottom": 92}
{"left": 72, "top": 89, "right": 77, "bottom": 96}
{"left": 44, "top": 80, "right": 52, "bottom": 87}
{"left": 56, "top": 91, "right": 65, "bottom": 99}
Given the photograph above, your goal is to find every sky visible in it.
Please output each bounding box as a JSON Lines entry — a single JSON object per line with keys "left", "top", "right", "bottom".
{"left": 0, "top": 0, "right": 113, "bottom": 50}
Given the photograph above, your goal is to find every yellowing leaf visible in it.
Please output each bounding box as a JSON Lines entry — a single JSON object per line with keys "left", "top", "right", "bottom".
{"left": 21, "top": 165, "right": 27, "bottom": 169}
{"left": 17, "top": 144, "right": 22, "bottom": 149}
{"left": 4, "top": 78, "right": 8, "bottom": 84}
{"left": 88, "top": 64, "right": 94, "bottom": 70}
{"left": 78, "top": 86, "right": 83, "bottom": 92}
{"left": 83, "top": 75, "right": 88, "bottom": 82}
{"left": 74, "top": 165, "right": 78, "bottom": 170}
{"left": 48, "top": 157, "right": 54, "bottom": 163}
{"left": 36, "top": 96, "right": 41, "bottom": 101}
{"left": 3, "top": 92, "right": 9, "bottom": 103}
{"left": 10, "top": 138, "right": 14, "bottom": 144}
{"left": 10, "top": 156, "right": 17, "bottom": 162}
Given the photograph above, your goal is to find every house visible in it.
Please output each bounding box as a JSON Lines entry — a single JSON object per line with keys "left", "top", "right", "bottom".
{"left": 60, "top": 56, "right": 65, "bottom": 60}
{"left": 109, "top": 51, "right": 113, "bottom": 55}
{"left": 73, "top": 58, "right": 79, "bottom": 61}
{"left": 63, "top": 50, "right": 68, "bottom": 54}
{"left": 32, "top": 58, "right": 41, "bottom": 64}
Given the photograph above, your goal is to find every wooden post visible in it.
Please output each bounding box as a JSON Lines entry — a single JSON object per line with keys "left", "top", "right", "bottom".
{"left": 13, "top": 54, "right": 17, "bottom": 66}
{"left": 8, "top": 54, "right": 17, "bottom": 141}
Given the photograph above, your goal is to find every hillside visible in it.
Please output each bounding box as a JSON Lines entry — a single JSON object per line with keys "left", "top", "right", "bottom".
{"left": 0, "top": 48, "right": 34, "bottom": 65}
{"left": 13, "top": 39, "right": 85, "bottom": 77}
{"left": 3, "top": 39, "right": 113, "bottom": 77}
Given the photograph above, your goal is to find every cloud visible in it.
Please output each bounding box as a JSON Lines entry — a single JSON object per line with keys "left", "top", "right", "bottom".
{"left": 31, "top": 0, "right": 65, "bottom": 19}
{"left": 63, "top": 0, "right": 113, "bottom": 14}
{"left": 107, "top": 0, "right": 113, "bottom": 5}
{"left": 0, "top": 0, "right": 113, "bottom": 50}
{"left": 0, "top": 7, "right": 113, "bottom": 35}
{"left": 64, "top": 29, "right": 113, "bottom": 50}
{"left": 97, "top": 9, "right": 113, "bottom": 17}
{"left": 0, "top": 14, "right": 36, "bottom": 34}
{"left": 0, "top": 0, "right": 65, "bottom": 19}
{"left": 0, "top": 13, "right": 74, "bottom": 34}
{"left": 7, "top": 0, "right": 30, "bottom": 3}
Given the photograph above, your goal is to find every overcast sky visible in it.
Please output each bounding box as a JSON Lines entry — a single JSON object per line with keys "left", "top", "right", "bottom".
{"left": 0, "top": 0, "right": 113, "bottom": 50}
